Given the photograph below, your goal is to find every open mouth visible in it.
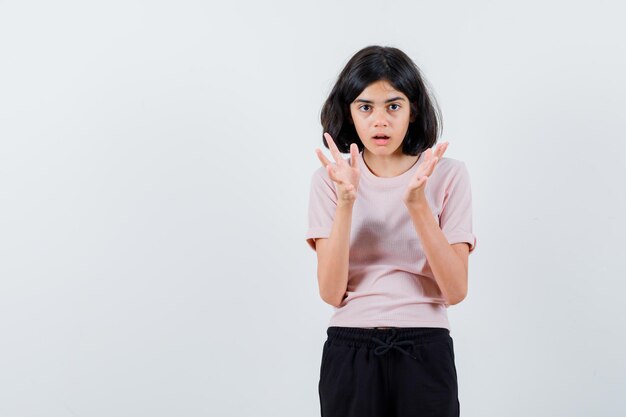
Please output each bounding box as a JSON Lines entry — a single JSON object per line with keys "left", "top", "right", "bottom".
{"left": 373, "top": 135, "right": 390, "bottom": 144}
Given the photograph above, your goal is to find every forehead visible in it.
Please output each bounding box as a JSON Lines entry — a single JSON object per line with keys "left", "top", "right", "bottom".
{"left": 355, "top": 80, "right": 407, "bottom": 100}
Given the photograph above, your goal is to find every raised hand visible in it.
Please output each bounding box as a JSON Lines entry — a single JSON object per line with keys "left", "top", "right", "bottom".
{"left": 403, "top": 141, "right": 449, "bottom": 206}
{"left": 316, "top": 132, "right": 361, "bottom": 205}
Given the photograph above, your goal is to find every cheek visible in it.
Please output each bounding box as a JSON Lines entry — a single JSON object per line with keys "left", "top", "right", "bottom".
{"left": 397, "top": 113, "right": 412, "bottom": 126}
{"left": 353, "top": 118, "right": 368, "bottom": 131}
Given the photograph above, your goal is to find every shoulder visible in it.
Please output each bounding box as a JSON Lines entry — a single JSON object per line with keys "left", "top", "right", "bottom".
{"left": 433, "top": 156, "right": 469, "bottom": 179}
{"left": 428, "top": 156, "right": 472, "bottom": 196}
{"left": 309, "top": 165, "right": 337, "bottom": 195}
{"left": 311, "top": 164, "right": 331, "bottom": 183}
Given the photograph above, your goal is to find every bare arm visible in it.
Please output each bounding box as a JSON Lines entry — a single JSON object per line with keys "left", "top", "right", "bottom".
{"left": 313, "top": 132, "right": 360, "bottom": 307}
{"left": 314, "top": 201, "right": 354, "bottom": 307}
{"left": 402, "top": 142, "right": 471, "bottom": 305}
{"left": 407, "top": 203, "right": 469, "bottom": 305}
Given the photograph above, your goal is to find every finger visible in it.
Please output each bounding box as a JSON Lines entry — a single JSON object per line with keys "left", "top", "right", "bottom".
{"left": 422, "top": 157, "right": 437, "bottom": 177}
{"left": 326, "top": 164, "right": 344, "bottom": 185}
{"left": 427, "top": 156, "right": 439, "bottom": 175}
{"left": 436, "top": 142, "right": 448, "bottom": 159}
{"left": 326, "top": 164, "right": 335, "bottom": 178}
{"left": 316, "top": 148, "right": 332, "bottom": 167}
{"left": 326, "top": 165, "right": 338, "bottom": 182}
{"left": 433, "top": 143, "right": 442, "bottom": 158}
{"left": 350, "top": 143, "right": 359, "bottom": 170}
{"left": 324, "top": 132, "right": 344, "bottom": 164}
{"left": 422, "top": 147, "right": 433, "bottom": 162}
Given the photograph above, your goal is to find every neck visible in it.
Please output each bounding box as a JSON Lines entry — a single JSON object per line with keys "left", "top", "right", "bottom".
{"left": 362, "top": 149, "right": 420, "bottom": 178}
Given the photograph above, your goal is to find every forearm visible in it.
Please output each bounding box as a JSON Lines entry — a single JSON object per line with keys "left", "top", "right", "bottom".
{"left": 317, "top": 202, "right": 353, "bottom": 307}
{"left": 407, "top": 203, "right": 467, "bottom": 305}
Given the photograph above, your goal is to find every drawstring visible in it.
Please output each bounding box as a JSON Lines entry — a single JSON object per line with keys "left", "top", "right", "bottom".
{"left": 372, "top": 328, "right": 417, "bottom": 360}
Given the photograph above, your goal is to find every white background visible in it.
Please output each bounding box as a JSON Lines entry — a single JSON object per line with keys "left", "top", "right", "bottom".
{"left": 1, "top": 1, "right": 625, "bottom": 416}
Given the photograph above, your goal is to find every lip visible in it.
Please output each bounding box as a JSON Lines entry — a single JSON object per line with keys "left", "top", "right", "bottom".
{"left": 373, "top": 138, "right": 390, "bottom": 145}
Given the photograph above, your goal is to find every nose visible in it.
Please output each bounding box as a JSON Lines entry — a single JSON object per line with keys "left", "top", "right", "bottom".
{"left": 373, "top": 108, "right": 389, "bottom": 127}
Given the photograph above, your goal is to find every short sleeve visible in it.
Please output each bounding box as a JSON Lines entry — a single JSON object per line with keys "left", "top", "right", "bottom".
{"left": 305, "top": 168, "right": 337, "bottom": 251}
{"left": 439, "top": 162, "right": 477, "bottom": 254}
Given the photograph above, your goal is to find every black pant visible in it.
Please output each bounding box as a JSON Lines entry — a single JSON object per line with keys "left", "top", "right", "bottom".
{"left": 319, "top": 326, "right": 460, "bottom": 417}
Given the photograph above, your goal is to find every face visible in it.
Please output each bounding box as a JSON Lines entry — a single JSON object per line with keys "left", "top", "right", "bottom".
{"left": 349, "top": 80, "right": 414, "bottom": 157}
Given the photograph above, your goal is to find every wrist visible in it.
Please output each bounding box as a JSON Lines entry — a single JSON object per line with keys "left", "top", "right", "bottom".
{"left": 336, "top": 200, "right": 355, "bottom": 210}
{"left": 405, "top": 200, "right": 430, "bottom": 214}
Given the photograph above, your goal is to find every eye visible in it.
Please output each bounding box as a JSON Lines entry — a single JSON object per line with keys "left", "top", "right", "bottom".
{"left": 389, "top": 104, "right": 400, "bottom": 110}
{"left": 358, "top": 105, "right": 371, "bottom": 112}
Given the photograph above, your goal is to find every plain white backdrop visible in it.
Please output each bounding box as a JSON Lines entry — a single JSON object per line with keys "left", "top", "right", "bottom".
{"left": 1, "top": 0, "right": 625, "bottom": 416}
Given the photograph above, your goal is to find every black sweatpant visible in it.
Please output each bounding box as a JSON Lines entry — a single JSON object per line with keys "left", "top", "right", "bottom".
{"left": 318, "top": 326, "right": 460, "bottom": 417}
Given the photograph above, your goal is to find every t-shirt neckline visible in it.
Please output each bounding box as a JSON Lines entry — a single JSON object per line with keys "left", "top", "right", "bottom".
{"left": 358, "top": 151, "right": 423, "bottom": 187}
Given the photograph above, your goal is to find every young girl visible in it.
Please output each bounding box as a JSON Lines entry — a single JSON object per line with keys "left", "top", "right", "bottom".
{"left": 305, "top": 45, "right": 477, "bottom": 417}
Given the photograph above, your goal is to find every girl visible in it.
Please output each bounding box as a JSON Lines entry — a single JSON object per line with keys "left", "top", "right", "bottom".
{"left": 305, "top": 45, "right": 477, "bottom": 417}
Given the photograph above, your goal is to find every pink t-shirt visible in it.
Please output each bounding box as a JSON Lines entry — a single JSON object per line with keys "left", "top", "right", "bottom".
{"left": 305, "top": 151, "right": 477, "bottom": 330}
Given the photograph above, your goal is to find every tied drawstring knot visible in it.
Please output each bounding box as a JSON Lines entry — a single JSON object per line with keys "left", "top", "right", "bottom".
{"left": 372, "top": 328, "right": 417, "bottom": 360}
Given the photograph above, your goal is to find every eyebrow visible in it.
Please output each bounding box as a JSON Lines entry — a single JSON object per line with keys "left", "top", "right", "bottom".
{"left": 354, "top": 96, "right": 406, "bottom": 104}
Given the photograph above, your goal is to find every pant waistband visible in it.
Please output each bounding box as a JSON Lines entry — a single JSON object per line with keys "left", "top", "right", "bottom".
{"left": 326, "top": 327, "right": 450, "bottom": 360}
